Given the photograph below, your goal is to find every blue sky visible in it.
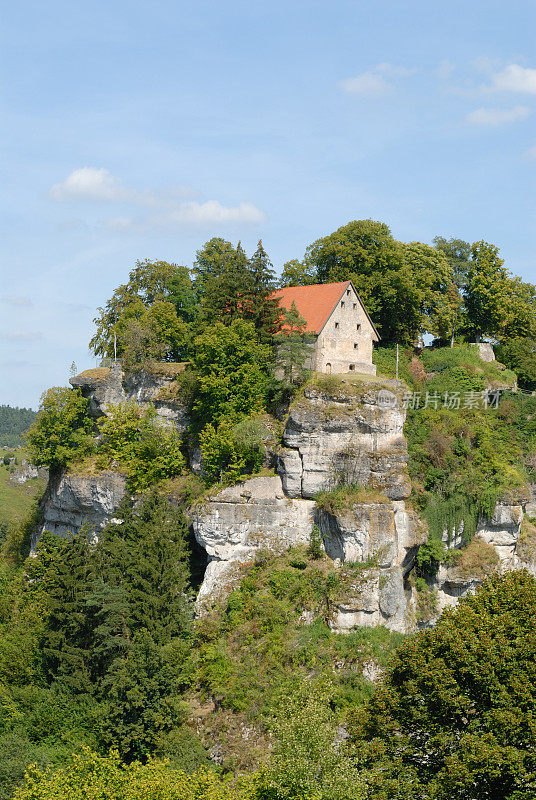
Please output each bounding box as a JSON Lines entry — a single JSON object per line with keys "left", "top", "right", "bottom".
{"left": 1, "top": 0, "right": 535, "bottom": 408}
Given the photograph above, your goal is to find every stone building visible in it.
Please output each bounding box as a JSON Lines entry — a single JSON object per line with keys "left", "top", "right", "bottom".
{"left": 272, "top": 280, "right": 380, "bottom": 375}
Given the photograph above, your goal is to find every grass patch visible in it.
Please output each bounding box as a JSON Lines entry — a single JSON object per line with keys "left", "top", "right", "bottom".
{"left": 0, "top": 464, "right": 45, "bottom": 528}
{"left": 142, "top": 361, "right": 190, "bottom": 378}
{"left": 73, "top": 367, "right": 111, "bottom": 383}
{"left": 316, "top": 484, "right": 390, "bottom": 513}
{"left": 446, "top": 536, "right": 499, "bottom": 580}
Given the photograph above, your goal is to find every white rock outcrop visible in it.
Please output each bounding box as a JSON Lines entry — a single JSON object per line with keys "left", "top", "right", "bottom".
{"left": 192, "top": 476, "right": 315, "bottom": 611}
{"left": 34, "top": 471, "right": 127, "bottom": 548}
{"left": 278, "top": 384, "right": 410, "bottom": 501}
{"left": 70, "top": 363, "right": 189, "bottom": 431}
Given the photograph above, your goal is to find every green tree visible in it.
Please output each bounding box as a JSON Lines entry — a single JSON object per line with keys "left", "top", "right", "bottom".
{"left": 274, "top": 302, "right": 314, "bottom": 386}
{"left": 259, "top": 684, "right": 366, "bottom": 800}
{"left": 96, "top": 494, "right": 192, "bottom": 646}
{"left": 496, "top": 338, "right": 536, "bottom": 390}
{"left": 100, "top": 630, "right": 183, "bottom": 762}
{"left": 304, "top": 219, "right": 457, "bottom": 343}
{"left": 192, "top": 237, "right": 240, "bottom": 295}
{"left": 90, "top": 260, "right": 180, "bottom": 358}
{"left": 40, "top": 534, "right": 95, "bottom": 694}
{"left": 27, "top": 388, "right": 94, "bottom": 472}
{"left": 245, "top": 240, "right": 282, "bottom": 342}
{"left": 464, "top": 241, "right": 511, "bottom": 341}
{"left": 97, "top": 403, "right": 185, "bottom": 491}
{"left": 280, "top": 258, "right": 317, "bottom": 287}
{"left": 352, "top": 570, "right": 536, "bottom": 800}
{"left": 433, "top": 236, "right": 472, "bottom": 290}
{"left": 14, "top": 749, "right": 257, "bottom": 800}
{"left": 192, "top": 319, "right": 271, "bottom": 427}
{"left": 199, "top": 242, "right": 253, "bottom": 326}
{"left": 166, "top": 265, "right": 198, "bottom": 323}
{"left": 199, "top": 421, "right": 246, "bottom": 484}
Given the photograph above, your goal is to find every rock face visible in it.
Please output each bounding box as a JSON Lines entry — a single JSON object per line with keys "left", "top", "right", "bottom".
{"left": 278, "top": 384, "right": 410, "bottom": 501}
{"left": 192, "top": 476, "right": 315, "bottom": 611}
{"left": 34, "top": 470, "right": 127, "bottom": 548}
{"left": 317, "top": 500, "right": 426, "bottom": 632}
{"left": 420, "top": 500, "right": 532, "bottom": 624}
{"left": 192, "top": 379, "right": 420, "bottom": 632}
{"left": 70, "top": 363, "right": 189, "bottom": 431}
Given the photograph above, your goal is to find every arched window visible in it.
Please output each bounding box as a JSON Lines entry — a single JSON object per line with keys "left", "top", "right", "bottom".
{"left": 326, "top": 363, "right": 332, "bottom": 374}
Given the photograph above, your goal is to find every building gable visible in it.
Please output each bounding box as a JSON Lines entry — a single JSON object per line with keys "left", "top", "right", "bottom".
{"left": 272, "top": 281, "right": 380, "bottom": 341}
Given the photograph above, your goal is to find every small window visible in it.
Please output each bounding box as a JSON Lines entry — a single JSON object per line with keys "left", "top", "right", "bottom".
{"left": 353, "top": 303, "right": 357, "bottom": 310}
{"left": 340, "top": 301, "right": 345, "bottom": 308}
{"left": 354, "top": 343, "right": 359, "bottom": 350}
{"left": 349, "top": 364, "right": 355, "bottom": 371}
{"left": 356, "top": 323, "right": 361, "bottom": 331}
{"left": 346, "top": 289, "right": 351, "bottom": 296}
{"left": 334, "top": 322, "right": 339, "bottom": 329}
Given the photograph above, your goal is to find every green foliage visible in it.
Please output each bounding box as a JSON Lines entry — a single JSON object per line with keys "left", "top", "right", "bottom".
{"left": 97, "top": 402, "right": 185, "bottom": 491}
{"left": 274, "top": 302, "right": 314, "bottom": 388}
{"left": 118, "top": 300, "right": 190, "bottom": 366}
{"left": 415, "top": 537, "right": 446, "bottom": 577}
{"left": 0, "top": 406, "right": 36, "bottom": 448}
{"left": 307, "top": 526, "right": 323, "bottom": 560}
{"left": 192, "top": 319, "right": 272, "bottom": 428}
{"left": 14, "top": 748, "right": 256, "bottom": 800}
{"left": 199, "top": 416, "right": 270, "bottom": 485}
{"left": 90, "top": 259, "right": 181, "bottom": 358}
{"left": 258, "top": 684, "right": 366, "bottom": 800}
{"left": 304, "top": 219, "right": 458, "bottom": 344}
{"left": 27, "top": 388, "right": 94, "bottom": 471}
{"left": 279, "top": 258, "right": 317, "bottom": 287}
{"left": 352, "top": 570, "right": 536, "bottom": 799}
{"left": 496, "top": 337, "right": 536, "bottom": 390}
{"left": 194, "top": 547, "right": 403, "bottom": 720}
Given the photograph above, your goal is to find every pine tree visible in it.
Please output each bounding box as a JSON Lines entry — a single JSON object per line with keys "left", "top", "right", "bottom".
{"left": 245, "top": 240, "right": 282, "bottom": 342}
{"left": 41, "top": 532, "right": 95, "bottom": 694}
{"left": 97, "top": 494, "right": 193, "bottom": 645}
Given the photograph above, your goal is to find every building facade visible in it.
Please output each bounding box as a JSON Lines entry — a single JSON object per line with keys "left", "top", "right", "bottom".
{"left": 272, "top": 280, "right": 380, "bottom": 375}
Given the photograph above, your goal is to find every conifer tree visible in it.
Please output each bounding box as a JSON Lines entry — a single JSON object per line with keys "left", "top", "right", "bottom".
{"left": 96, "top": 494, "right": 192, "bottom": 646}
{"left": 41, "top": 532, "right": 95, "bottom": 694}
{"left": 245, "top": 240, "right": 282, "bottom": 342}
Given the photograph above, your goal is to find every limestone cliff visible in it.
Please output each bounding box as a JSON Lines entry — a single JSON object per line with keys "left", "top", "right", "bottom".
{"left": 192, "top": 377, "right": 419, "bottom": 632}
{"left": 34, "top": 470, "right": 127, "bottom": 548}
{"left": 278, "top": 382, "right": 410, "bottom": 500}
{"left": 70, "top": 362, "right": 190, "bottom": 430}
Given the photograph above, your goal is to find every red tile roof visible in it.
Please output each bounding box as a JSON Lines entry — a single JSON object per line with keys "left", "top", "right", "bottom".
{"left": 272, "top": 281, "right": 351, "bottom": 334}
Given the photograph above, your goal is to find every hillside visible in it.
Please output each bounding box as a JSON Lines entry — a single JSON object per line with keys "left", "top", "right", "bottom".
{"left": 5, "top": 232, "right": 536, "bottom": 799}
{"left": 0, "top": 406, "right": 36, "bottom": 448}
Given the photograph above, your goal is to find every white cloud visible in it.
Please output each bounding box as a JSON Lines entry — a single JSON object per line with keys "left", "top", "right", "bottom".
{"left": 526, "top": 142, "right": 536, "bottom": 159}
{"left": 50, "top": 169, "right": 265, "bottom": 230}
{"left": 162, "top": 200, "right": 266, "bottom": 226}
{"left": 1, "top": 295, "right": 33, "bottom": 307}
{"left": 465, "top": 105, "right": 531, "bottom": 126}
{"left": 490, "top": 64, "right": 536, "bottom": 94}
{"left": 340, "top": 72, "right": 390, "bottom": 96}
{"left": 0, "top": 331, "right": 42, "bottom": 342}
{"left": 340, "top": 62, "right": 415, "bottom": 96}
{"left": 437, "top": 59, "right": 455, "bottom": 80}
{"left": 50, "top": 167, "right": 131, "bottom": 202}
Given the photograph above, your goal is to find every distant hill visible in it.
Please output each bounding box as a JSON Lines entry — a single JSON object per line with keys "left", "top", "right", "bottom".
{"left": 0, "top": 405, "right": 36, "bottom": 448}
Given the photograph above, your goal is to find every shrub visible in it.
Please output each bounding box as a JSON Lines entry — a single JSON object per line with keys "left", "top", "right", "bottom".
{"left": 13, "top": 748, "right": 256, "bottom": 800}
{"left": 352, "top": 570, "right": 536, "bottom": 800}
{"left": 26, "top": 388, "right": 94, "bottom": 471}
{"left": 97, "top": 402, "right": 185, "bottom": 491}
